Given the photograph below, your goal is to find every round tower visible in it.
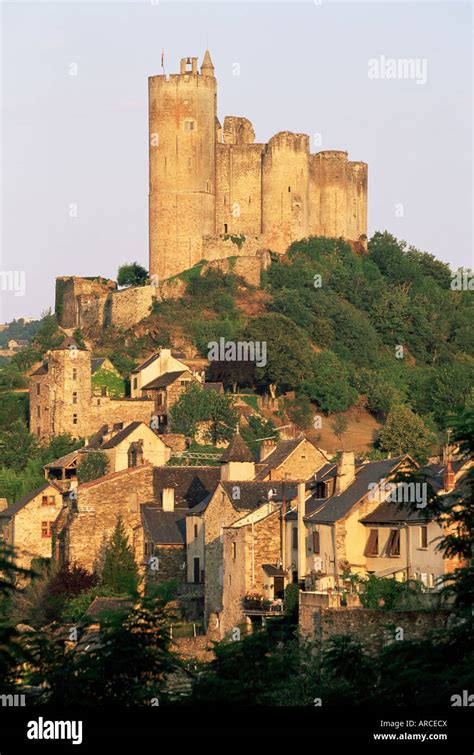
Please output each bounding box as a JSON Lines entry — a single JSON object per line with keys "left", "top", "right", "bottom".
{"left": 261, "top": 132, "right": 310, "bottom": 253}
{"left": 315, "top": 151, "right": 348, "bottom": 239}
{"left": 149, "top": 51, "right": 217, "bottom": 281}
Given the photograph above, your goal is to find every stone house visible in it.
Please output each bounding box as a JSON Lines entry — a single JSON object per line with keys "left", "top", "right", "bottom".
{"left": 142, "top": 370, "right": 197, "bottom": 433}
{"left": 0, "top": 482, "right": 64, "bottom": 569}
{"left": 29, "top": 337, "right": 154, "bottom": 441}
{"left": 255, "top": 435, "right": 330, "bottom": 481}
{"left": 130, "top": 349, "right": 195, "bottom": 398}
{"left": 95, "top": 421, "right": 171, "bottom": 473}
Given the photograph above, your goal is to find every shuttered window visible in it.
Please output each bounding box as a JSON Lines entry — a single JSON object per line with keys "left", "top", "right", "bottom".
{"left": 386, "top": 529, "right": 400, "bottom": 556}
{"left": 312, "top": 530, "right": 320, "bottom": 554}
{"left": 365, "top": 529, "right": 379, "bottom": 556}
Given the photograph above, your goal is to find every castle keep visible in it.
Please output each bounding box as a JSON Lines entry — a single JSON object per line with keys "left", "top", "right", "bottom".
{"left": 149, "top": 51, "right": 368, "bottom": 281}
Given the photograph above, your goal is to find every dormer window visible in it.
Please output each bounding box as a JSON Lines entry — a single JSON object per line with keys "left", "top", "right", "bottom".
{"left": 315, "top": 481, "right": 327, "bottom": 499}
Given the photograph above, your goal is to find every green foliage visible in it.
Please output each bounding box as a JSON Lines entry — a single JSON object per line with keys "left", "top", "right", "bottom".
{"left": 299, "top": 351, "right": 358, "bottom": 414}
{"left": 283, "top": 582, "right": 299, "bottom": 617}
{"left": 0, "top": 420, "right": 40, "bottom": 471}
{"left": 240, "top": 415, "right": 276, "bottom": 458}
{"left": 101, "top": 516, "right": 139, "bottom": 594}
{"left": 117, "top": 262, "right": 148, "bottom": 287}
{"left": 91, "top": 367, "right": 125, "bottom": 398}
{"left": 331, "top": 414, "right": 349, "bottom": 442}
{"left": 378, "top": 405, "right": 435, "bottom": 461}
{"left": 284, "top": 395, "right": 313, "bottom": 429}
{"left": 359, "top": 574, "right": 423, "bottom": 610}
{"left": 77, "top": 451, "right": 109, "bottom": 484}
{"left": 169, "top": 382, "right": 238, "bottom": 444}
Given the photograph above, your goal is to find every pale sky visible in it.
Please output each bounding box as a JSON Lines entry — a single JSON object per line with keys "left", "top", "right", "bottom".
{"left": 1, "top": 0, "right": 472, "bottom": 321}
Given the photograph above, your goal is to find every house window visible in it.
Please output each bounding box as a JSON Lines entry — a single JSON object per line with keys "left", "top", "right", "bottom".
{"left": 41, "top": 521, "right": 53, "bottom": 538}
{"left": 315, "top": 481, "right": 326, "bottom": 499}
{"left": 194, "top": 523, "right": 198, "bottom": 539}
{"left": 133, "top": 377, "right": 138, "bottom": 390}
{"left": 128, "top": 441, "right": 144, "bottom": 468}
{"left": 232, "top": 542, "right": 236, "bottom": 560}
{"left": 72, "top": 368, "right": 77, "bottom": 380}
{"left": 292, "top": 527, "right": 298, "bottom": 549}
{"left": 36, "top": 384, "right": 41, "bottom": 396}
{"left": 420, "top": 526, "right": 428, "bottom": 549}
{"left": 386, "top": 529, "right": 400, "bottom": 557}
{"left": 365, "top": 529, "right": 379, "bottom": 556}
{"left": 180, "top": 380, "right": 189, "bottom": 387}
{"left": 72, "top": 392, "right": 77, "bottom": 405}
{"left": 312, "top": 530, "right": 320, "bottom": 554}
{"left": 72, "top": 414, "right": 78, "bottom": 425}
{"left": 156, "top": 394, "right": 163, "bottom": 406}
{"left": 42, "top": 495, "right": 55, "bottom": 506}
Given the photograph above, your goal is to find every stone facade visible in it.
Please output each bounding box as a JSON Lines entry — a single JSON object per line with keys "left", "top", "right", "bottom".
{"left": 30, "top": 344, "right": 154, "bottom": 441}
{"left": 0, "top": 483, "right": 63, "bottom": 570}
{"left": 55, "top": 464, "right": 154, "bottom": 574}
{"left": 149, "top": 52, "right": 368, "bottom": 281}
{"left": 299, "top": 597, "right": 451, "bottom": 652}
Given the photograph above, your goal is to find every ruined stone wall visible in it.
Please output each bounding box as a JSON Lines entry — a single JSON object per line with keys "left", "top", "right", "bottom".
{"left": 149, "top": 69, "right": 217, "bottom": 281}
{"left": 299, "top": 599, "right": 451, "bottom": 652}
{"left": 55, "top": 277, "right": 115, "bottom": 330}
{"left": 202, "top": 251, "right": 270, "bottom": 287}
{"left": 66, "top": 465, "right": 154, "bottom": 572}
{"left": 108, "top": 285, "right": 156, "bottom": 329}
{"left": 88, "top": 396, "right": 154, "bottom": 433}
{"left": 262, "top": 132, "right": 310, "bottom": 253}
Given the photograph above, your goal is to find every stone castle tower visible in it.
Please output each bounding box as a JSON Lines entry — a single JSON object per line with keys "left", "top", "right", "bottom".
{"left": 149, "top": 51, "right": 368, "bottom": 282}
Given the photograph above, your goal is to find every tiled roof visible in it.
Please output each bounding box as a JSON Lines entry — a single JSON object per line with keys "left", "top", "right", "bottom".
{"left": 0, "top": 482, "right": 61, "bottom": 519}
{"left": 152, "top": 466, "right": 220, "bottom": 509}
{"left": 131, "top": 352, "right": 160, "bottom": 374}
{"left": 221, "top": 433, "right": 254, "bottom": 463}
{"left": 221, "top": 480, "right": 297, "bottom": 511}
{"left": 44, "top": 450, "right": 80, "bottom": 470}
{"left": 141, "top": 505, "right": 187, "bottom": 545}
{"left": 142, "top": 371, "right": 188, "bottom": 390}
{"left": 360, "top": 501, "right": 433, "bottom": 525}
{"left": 100, "top": 421, "right": 146, "bottom": 449}
{"left": 304, "top": 456, "right": 409, "bottom": 524}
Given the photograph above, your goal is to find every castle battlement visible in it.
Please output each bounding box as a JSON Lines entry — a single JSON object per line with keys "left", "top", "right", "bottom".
{"left": 148, "top": 50, "right": 368, "bottom": 281}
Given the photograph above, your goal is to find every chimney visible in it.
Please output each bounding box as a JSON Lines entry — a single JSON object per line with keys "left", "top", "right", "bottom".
{"left": 260, "top": 438, "right": 276, "bottom": 462}
{"left": 297, "top": 481, "right": 306, "bottom": 586}
{"left": 162, "top": 487, "right": 175, "bottom": 512}
{"left": 335, "top": 452, "right": 355, "bottom": 495}
{"left": 443, "top": 461, "right": 455, "bottom": 492}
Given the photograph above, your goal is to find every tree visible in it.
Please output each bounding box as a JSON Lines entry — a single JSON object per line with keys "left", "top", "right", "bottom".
{"left": 101, "top": 516, "right": 139, "bottom": 594}
{"left": 331, "top": 414, "right": 349, "bottom": 444}
{"left": 117, "top": 262, "right": 148, "bottom": 288}
{"left": 243, "top": 313, "right": 313, "bottom": 398}
{"left": 77, "top": 451, "right": 109, "bottom": 483}
{"left": 299, "top": 351, "right": 358, "bottom": 414}
{"left": 378, "top": 405, "right": 434, "bottom": 462}
{"left": 0, "top": 421, "right": 39, "bottom": 471}
{"left": 284, "top": 395, "right": 313, "bottom": 430}
{"left": 170, "top": 383, "right": 238, "bottom": 444}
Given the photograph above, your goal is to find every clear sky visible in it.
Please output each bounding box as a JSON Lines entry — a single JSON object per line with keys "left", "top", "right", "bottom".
{"left": 0, "top": 0, "right": 472, "bottom": 321}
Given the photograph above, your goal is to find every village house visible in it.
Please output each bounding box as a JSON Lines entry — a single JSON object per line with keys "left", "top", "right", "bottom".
{"left": 130, "top": 348, "right": 206, "bottom": 398}
{"left": 91, "top": 420, "right": 171, "bottom": 473}
{"left": 0, "top": 482, "right": 64, "bottom": 569}
{"left": 255, "top": 435, "right": 330, "bottom": 481}
{"left": 141, "top": 370, "right": 197, "bottom": 433}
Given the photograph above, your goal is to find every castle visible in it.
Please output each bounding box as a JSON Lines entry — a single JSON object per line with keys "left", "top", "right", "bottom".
{"left": 149, "top": 51, "right": 368, "bottom": 281}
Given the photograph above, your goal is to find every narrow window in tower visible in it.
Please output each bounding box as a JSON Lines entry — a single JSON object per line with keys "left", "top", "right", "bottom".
{"left": 224, "top": 223, "right": 228, "bottom": 234}
{"left": 206, "top": 180, "right": 211, "bottom": 193}
{"left": 288, "top": 186, "right": 291, "bottom": 192}
{"left": 184, "top": 120, "right": 195, "bottom": 132}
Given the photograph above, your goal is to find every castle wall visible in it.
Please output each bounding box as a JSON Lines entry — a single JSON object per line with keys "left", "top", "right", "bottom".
{"left": 215, "top": 142, "right": 263, "bottom": 236}
{"left": 56, "top": 277, "right": 115, "bottom": 330}
{"left": 88, "top": 396, "right": 154, "bottom": 433}
{"left": 108, "top": 285, "right": 156, "bottom": 328}
{"left": 262, "top": 132, "right": 310, "bottom": 253}
{"left": 149, "top": 69, "right": 217, "bottom": 281}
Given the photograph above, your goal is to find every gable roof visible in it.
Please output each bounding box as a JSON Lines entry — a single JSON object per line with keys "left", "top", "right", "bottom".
{"left": 221, "top": 480, "right": 297, "bottom": 511}
{"left": 142, "top": 370, "right": 188, "bottom": 390}
{"left": 131, "top": 352, "right": 161, "bottom": 374}
{"left": 44, "top": 450, "right": 80, "bottom": 470}
{"left": 221, "top": 433, "right": 254, "bottom": 463}
{"left": 153, "top": 466, "right": 220, "bottom": 509}
{"left": 91, "top": 357, "right": 107, "bottom": 373}
{"left": 31, "top": 363, "right": 48, "bottom": 376}
{"left": 255, "top": 438, "right": 303, "bottom": 479}
{"left": 360, "top": 500, "right": 433, "bottom": 525}
{"left": 0, "top": 482, "right": 62, "bottom": 519}
{"left": 304, "top": 456, "right": 409, "bottom": 524}
{"left": 100, "top": 421, "right": 151, "bottom": 450}
{"left": 141, "top": 505, "right": 186, "bottom": 545}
